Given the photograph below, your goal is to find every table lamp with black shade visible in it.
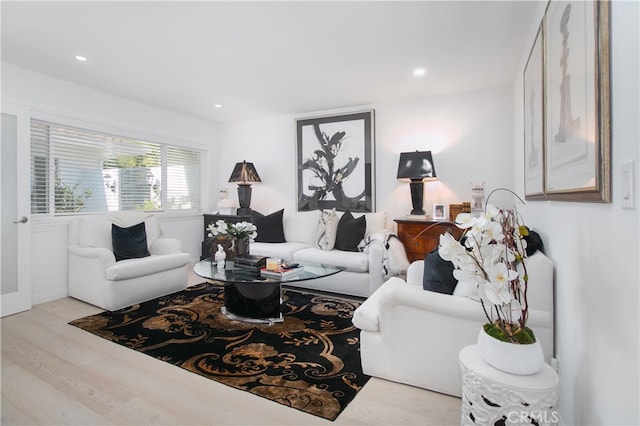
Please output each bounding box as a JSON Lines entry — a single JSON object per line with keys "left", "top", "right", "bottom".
{"left": 396, "top": 150, "right": 437, "bottom": 218}
{"left": 228, "top": 161, "right": 261, "bottom": 216}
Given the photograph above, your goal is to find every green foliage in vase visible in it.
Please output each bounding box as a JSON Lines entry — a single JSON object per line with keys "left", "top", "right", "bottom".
{"left": 484, "top": 322, "right": 536, "bottom": 345}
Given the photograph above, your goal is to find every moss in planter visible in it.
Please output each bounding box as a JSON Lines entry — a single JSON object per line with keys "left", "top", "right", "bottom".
{"left": 484, "top": 322, "right": 537, "bottom": 344}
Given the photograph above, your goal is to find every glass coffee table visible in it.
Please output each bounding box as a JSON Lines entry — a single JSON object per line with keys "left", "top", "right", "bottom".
{"left": 193, "top": 260, "right": 345, "bottom": 325}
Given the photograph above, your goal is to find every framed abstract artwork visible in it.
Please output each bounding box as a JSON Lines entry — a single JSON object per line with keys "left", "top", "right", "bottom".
{"left": 295, "top": 110, "right": 375, "bottom": 212}
{"left": 523, "top": 22, "right": 545, "bottom": 200}
{"left": 543, "top": 0, "right": 610, "bottom": 202}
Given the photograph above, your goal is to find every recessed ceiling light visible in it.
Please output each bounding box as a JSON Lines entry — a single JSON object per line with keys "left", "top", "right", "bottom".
{"left": 75, "top": 55, "right": 88, "bottom": 62}
{"left": 413, "top": 67, "right": 426, "bottom": 77}
{"left": 214, "top": 104, "right": 223, "bottom": 109}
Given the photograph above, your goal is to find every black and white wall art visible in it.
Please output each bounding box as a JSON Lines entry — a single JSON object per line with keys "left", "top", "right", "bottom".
{"left": 296, "top": 110, "right": 374, "bottom": 212}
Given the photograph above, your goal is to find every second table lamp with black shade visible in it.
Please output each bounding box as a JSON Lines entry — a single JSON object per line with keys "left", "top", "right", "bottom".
{"left": 396, "top": 150, "right": 437, "bottom": 218}
{"left": 228, "top": 161, "right": 261, "bottom": 216}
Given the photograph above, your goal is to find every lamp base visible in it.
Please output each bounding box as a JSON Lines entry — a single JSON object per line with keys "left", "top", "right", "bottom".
{"left": 236, "top": 184, "right": 253, "bottom": 217}
{"left": 409, "top": 180, "right": 426, "bottom": 216}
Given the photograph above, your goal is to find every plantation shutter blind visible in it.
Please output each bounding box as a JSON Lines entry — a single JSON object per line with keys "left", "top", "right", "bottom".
{"left": 166, "top": 146, "right": 201, "bottom": 210}
{"left": 30, "top": 119, "right": 202, "bottom": 215}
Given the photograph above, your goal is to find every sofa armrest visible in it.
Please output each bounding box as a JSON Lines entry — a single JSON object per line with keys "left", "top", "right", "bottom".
{"left": 353, "top": 276, "right": 405, "bottom": 331}
{"left": 406, "top": 260, "right": 424, "bottom": 287}
{"left": 68, "top": 245, "right": 116, "bottom": 304}
{"left": 366, "top": 241, "right": 385, "bottom": 294}
{"left": 68, "top": 244, "right": 116, "bottom": 265}
{"left": 106, "top": 253, "right": 191, "bottom": 280}
{"left": 149, "top": 237, "right": 183, "bottom": 255}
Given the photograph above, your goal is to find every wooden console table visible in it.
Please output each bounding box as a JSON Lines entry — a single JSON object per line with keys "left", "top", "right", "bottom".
{"left": 394, "top": 218, "right": 463, "bottom": 262}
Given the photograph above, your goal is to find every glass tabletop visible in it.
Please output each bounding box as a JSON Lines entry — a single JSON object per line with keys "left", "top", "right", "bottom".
{"left": 193, "top": 259, "right": 345, "bottom": 284}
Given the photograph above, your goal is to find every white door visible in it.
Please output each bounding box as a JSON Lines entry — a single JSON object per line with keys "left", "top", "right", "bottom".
{"left": 1, "top": 104, "right": 32, "bottom": 317}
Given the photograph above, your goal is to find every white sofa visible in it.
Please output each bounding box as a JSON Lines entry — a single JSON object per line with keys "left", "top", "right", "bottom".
{"left": 352, "top": 251, "right": 554, "bottom": 397}
{"left": 249, "top": 210, "right": 408, "bottom": 298}
{"left": 68, "top": 214, "right": 191, "bottom": 311}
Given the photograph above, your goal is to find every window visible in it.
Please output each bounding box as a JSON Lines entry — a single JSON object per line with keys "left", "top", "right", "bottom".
{"left": 31, "top": 119, "right": 204, "bottom": 215}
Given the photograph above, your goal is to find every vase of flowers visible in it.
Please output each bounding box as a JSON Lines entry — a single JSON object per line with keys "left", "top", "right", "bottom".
{"left": 207, "top": 220, "right": 257, "bottom": 260}
{"left": 438, "top": 195, "right": 543, "bottom": 375}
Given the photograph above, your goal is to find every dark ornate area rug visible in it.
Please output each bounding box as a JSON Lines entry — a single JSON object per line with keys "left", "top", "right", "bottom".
{"left": 69, "top": 283, "right": 370, "bottom": 421}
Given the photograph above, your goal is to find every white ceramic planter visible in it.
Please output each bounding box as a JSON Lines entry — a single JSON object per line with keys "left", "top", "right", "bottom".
{"left": 477, "top": 326, "right": 544, "bottom": 375}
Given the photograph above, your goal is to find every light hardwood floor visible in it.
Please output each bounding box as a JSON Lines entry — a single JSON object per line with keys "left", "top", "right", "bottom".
{"left": 1, "top": 270, "right": 462, "bottom": 425}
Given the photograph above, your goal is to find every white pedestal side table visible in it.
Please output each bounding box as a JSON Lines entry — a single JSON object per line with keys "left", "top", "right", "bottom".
{"left": 459, "top": 345, "right": 559, "bottom": 426}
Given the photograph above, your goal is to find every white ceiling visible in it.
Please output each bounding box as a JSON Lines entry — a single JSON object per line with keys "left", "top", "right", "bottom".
{"left": 2, "top": 1, "right": 539, "bottom": 123}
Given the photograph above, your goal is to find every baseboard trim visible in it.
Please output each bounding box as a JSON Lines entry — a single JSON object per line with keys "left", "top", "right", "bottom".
{"left": 32, "top": 289, "right": 68, "bottom": 306}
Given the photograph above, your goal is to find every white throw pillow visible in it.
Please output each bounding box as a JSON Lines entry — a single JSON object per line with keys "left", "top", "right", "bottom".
{"left": 316, "top": 208, "right": 339, "bottom": 251}
{"left": 283, "top": 210, "right": 322, "bottom": 245}
{"left": 363, "top": 211, "right": 387, "bottom": 236}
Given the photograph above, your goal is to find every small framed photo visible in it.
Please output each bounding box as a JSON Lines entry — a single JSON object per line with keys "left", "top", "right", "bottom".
{"left": 433, "top": 203, "right": 446, "bottom": 220}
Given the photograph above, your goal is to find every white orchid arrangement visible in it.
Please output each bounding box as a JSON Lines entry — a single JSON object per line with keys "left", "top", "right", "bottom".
{"left": 207, "top": 220, "right": 257, "bottom": 240}
{"left": 438, "top": 204, "right": 534, "bottom": 343}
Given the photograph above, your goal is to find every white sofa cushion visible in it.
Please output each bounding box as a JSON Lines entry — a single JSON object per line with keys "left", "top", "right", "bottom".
{"left": 106, "top": 253, "right": 190, "bottom": 281}
{"left": 294, "top": 247, "right": 369, "bottom": 273}
{"left": 283, "top": 210, "right": 322, "bottom": 244}
{"left": 250, "top": 241, "right": 314, "bottom": 262}
{"left": 453, "top": 281, "right": 481, "bottom": 301}
{"left": 79, "top": 214, "right": 161, "bottom": 250}
{"left": 362, "top": 211, "right": 387, "bottom": 236}
{"left": 78, "top": 219, "right": 112, "bottom": 249}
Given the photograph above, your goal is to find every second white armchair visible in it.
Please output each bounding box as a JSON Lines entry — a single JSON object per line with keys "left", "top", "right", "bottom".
{"left": 352, "top": 251, "right": 554, "bottom": 397}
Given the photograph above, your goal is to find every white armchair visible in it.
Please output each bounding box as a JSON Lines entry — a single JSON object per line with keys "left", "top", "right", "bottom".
{"left": 352, "top": 251, "right": 554, "bottom": 397}
{"left": 68, "top": 214, "right": 191, "bottom": 311}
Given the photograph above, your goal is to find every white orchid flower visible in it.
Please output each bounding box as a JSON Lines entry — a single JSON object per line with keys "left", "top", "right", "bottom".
{"left": 455, "top": 213, "right": 477, "bottom": 229}
{"left": 445, "top": 199, "right": 533, "bottom": 336}
{"left": 483, "top": 204, "right": 500, "bottom": 220}
{"left": 479, "top": 220, "right": 504, "bottom": 243}
{"left": 453, "top": 268, "right": 481, "bottom": 284}
{"left": 438, "top": 232, "right": 465, "bottom": 262}
{"left": 484, "top": 263, "right": 519, "bottom": 304}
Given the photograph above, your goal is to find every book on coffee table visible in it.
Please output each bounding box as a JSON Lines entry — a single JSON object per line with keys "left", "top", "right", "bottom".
{"left": 234, "top": 254, "right": 267, "bottom": 269}
{"left": 260, "top": 267, "right": 303, "bottom": 278}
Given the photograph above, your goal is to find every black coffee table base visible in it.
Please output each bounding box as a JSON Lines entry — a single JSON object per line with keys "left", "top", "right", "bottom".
{"left": 222, "top": 281, "right": 284, "bottom": 325}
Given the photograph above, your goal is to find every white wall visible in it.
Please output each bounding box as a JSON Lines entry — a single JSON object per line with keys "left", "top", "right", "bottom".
{"left": 512, "top": 1, "right": 640, "bottom": 424}
{"left": 2, "top": 63, "right": 219, "bottom": 304}
{"left": 4, "top": 62, "right": 516, "bottom": 303}
{"left": 218, "top": 86, "right": 516, "bottom": 226}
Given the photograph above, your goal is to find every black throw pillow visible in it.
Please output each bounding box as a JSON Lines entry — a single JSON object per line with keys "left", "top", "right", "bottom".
{"left": 251, "top": 209, "right": 285, "bottom": 243}
{"left": 111, "top": 222, "right": 151, "bottom": 262}
{"left": 523, "top": 227, "right": 544, "bottom": 256}
{"left": 334, "top": 211, "right": 366, "bottom": 252}
{"left": 423, "top": 248, "right": 457, "bottom": 294}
